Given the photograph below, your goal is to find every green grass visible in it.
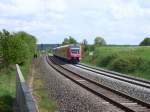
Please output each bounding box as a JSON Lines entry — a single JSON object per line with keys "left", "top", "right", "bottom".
{"left": 0, "top": 67, "right": 16, "bottom": 112}
{"left": 0, "top": 61, "right": 31, "bottom": 112}
{"left": 33, "top": 78, "right": 57, "bottom": 112}
{"left": 82, "top": 46, "right": 150, "bottom": 80}
{"left": 20, "top": 60, "right": 31, "bottom": 81}
{"left": 0, "top": 56, "right": 57, "bottom": 112}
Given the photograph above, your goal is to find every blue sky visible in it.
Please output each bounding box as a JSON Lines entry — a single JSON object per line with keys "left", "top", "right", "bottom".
{"left": 0, "top": 0, "right": 150, "bottom": 44}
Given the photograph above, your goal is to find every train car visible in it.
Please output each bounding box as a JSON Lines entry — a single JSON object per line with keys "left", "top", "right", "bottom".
{"left": 53, "top": 44, "right": 82, "bottom": 63}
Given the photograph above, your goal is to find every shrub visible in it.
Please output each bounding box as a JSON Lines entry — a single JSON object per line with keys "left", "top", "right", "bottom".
{"left": 0, "top": 30, "right": 37, "bottom": 66}
{"left": 98, "top": 53, "right": 118, "bottom": 67}
{"left": 138, "top": 61, "right": 150, "bottom": 72}
{"left": 5, "top": 36, "right": 30, "bottom": 65}
{"left": 110, "top": 56, "right": 144, "bottom": 73}
{"left": 0, "top": 95, "right": 13, "bottom": 112}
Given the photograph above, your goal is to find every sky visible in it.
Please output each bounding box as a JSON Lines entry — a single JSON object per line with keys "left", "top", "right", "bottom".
{"left": 0, "top": 0, "right": 150, "bottom": 45}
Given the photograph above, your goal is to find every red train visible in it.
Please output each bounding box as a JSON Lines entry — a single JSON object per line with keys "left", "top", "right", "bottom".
{"left": 53, "top": 44, "right": 82, "bottom": 63}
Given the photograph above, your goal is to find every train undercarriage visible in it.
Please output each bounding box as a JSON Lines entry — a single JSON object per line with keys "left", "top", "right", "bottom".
{"left": 53, "top": 55, "right": 79, "bottom": 64}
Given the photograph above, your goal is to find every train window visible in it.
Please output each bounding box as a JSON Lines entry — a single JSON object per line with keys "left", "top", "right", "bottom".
{"left": 71, "top": 49, "right": 79, "bottom": 54}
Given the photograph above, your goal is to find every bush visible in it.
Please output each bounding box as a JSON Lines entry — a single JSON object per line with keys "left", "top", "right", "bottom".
{"left": 110, "top": 56, "right": 144, "bottom": 73}
{"left": 0, "top": 29, "right": 37, "bottom": 66}
{"left": 138, "top": 61, "right": 150, "bottom": 72}
{"left": 0, "top": 95, "right": 13, "bottom": 112}
{"left": 14, "top": 31, "right": 37, "bottom": 58}
{"left": 4, "top": 36, "right": 30, "bottom": 65}
{"left": 98, "top": 53, "right": 118, "bottom": 67}
{"left": 139, "top": 38, "right": 150, "bottom": 46}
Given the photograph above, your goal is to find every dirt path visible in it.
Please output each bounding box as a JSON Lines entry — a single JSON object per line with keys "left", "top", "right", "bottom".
{"left": 28, "top": 58, "right": 40, "bottom": 112}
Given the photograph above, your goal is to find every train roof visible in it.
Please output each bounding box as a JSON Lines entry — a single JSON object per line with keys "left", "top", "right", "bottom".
{"left": 53, "top": 44, "right": 80, "bottom": 49}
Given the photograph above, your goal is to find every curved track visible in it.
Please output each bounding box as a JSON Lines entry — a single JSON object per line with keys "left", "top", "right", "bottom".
{"left": 74, "top": 63, "right": 150, "bottom": 89}
{"left": 46, "top": 56, "right": 150, "bottom": 112}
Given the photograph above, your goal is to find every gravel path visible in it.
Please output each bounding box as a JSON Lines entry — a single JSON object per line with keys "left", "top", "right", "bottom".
{"left": 33, "top": 57, "right": 122, "bottom": 112}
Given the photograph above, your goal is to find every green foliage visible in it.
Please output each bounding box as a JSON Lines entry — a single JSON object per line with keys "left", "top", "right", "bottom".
{"left": 0, "top": 95, "right": 14, "bottom": 112}
{"left": 0, "top": 29, "right": 36, "bottom": 112}
{"left": 82, "top": 39, "right": 88, "bottom": 45}
{"left": 69, "top": 36, "right": 77, "bottom": 44}
{"left": 82, "top": 39, "right": 89, "bottom": 52}
{"left": 139, "top": 37, "right": 150, "bottom": 46}
{"left": 62, "top": 38, "right": 69, "bottom": 45}
{"left": 62, "top": 36, "right": 77, "bottom": 45}
{"left": 82, "top": 46, "right": 150, "bottom": 79}
{"left": 0, "top": 29, "right": 37, "bottom": 66}
{"left": 99, "top": 53, "right": 118, "bottom": 67}
{"left": 0, "top": 66, "right": 16, "bottom": 112}
{"left": 47, "top": 48, "right": 53, "bottom": 53}
{"left": 110, "top": 56, "right": 143, "bottom": 73}
{"left": 4, "top": 36, "right": 29, "bottom": 65}
{"left": 14, "top": 31, "right": 37, "bottom": 57}
{"left": 89, "top": 44, "right": 95, "bottom": 51}
{"left": 94, "top": 36, "right": 106, "bottom": 46}
{"left": 83, "top": 44, "right": 95, "bottom": 53}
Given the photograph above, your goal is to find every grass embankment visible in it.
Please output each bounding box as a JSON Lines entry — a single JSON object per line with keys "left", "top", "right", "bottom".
{"left": 0, "top": 67, "right": 15, "bottom": 112}
{"left": 0, "top": 62, "right": 30, "bottom": 112}
{"left": 33, "top": 77, "right": 57, "bottom": 112}
{"left": 82, "top": 46, "right": 150, "bottom": 80}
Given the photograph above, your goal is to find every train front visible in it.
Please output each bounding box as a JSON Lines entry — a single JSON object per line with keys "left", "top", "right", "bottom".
{"left": 69, "top": 45, "right": 81, "bottom": 63}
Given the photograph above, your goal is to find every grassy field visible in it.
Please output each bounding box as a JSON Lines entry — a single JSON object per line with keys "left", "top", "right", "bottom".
{"left": 82, "top": 46, "right": 150, "bottom": 80}
{"left": 0, "top": 62, "right": 31, "bottom": 112}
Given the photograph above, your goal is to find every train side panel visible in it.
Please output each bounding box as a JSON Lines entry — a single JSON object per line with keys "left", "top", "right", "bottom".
{"left": 54, "top": 46, "right": 71, "bottom": 60}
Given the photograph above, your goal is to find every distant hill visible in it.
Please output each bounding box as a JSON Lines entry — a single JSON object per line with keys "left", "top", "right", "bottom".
{"left": 37, "top": 44, "right": 61, "bottom": 50}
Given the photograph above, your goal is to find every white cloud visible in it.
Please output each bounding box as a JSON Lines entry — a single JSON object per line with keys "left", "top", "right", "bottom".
{"left": 0, "top": 0, "right": 67, "bottom": 16}
{"left": 0, "top": 0, "right": 150, "bottom": 44}
{"left": 47, "top": 0, "right": 67, "bottom": 12}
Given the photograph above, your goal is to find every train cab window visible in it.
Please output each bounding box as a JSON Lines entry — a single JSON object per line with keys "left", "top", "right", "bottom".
{"left": 71, "top": 49, "right": 79, "bottom": 54}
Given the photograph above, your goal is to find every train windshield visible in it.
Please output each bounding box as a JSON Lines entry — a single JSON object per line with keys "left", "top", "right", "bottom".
{"left": 71, "top": 49, "right": 79, "bottom": 54}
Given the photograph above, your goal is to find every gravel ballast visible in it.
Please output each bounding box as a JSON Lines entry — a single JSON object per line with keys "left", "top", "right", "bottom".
{"left": 34, "top": 57, "right": 122, "bottom": 112}
{"left": 67, "top": 64, "right": 150, "bottom": 104}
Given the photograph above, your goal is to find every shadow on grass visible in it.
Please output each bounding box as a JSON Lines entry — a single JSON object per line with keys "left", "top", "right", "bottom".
{"left": 0, "top": 95, "right": 14, "bottom": 112}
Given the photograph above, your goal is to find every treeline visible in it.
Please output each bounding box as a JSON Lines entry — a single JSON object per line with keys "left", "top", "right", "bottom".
{"left": 62, "top": 36, "right": 150, "bottom": 46}
{"left": 62, "top": 36, "right": 150, "bottom": 53}
{"left": 0, "top": 29, "right": 36, "bottom": 66}
{"left": 62, "top": 36, "right": 106, "bottom": 52}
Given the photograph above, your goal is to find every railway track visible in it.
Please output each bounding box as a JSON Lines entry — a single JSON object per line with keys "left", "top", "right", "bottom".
{"left": 74, "top": 63, "right": 150, "bottom": 89}
{"left": 46, "top": 56, "right": 150, "bottom": 112}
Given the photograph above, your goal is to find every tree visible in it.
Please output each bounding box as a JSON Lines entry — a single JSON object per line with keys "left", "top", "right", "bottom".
{"left": 82, "top": 39, "right": 89, "bottom": 52}
{"left": 0, "top": 29, "right": 13, "bottom": 65}
{"left": 69, "top": 36, "right": 77, "bottom": 44}
{"left": 0, "top": 29, "right": 37, "bottom": 66}
{"left": 139, "top": 38, "right": 150, "bottom": 46}
{"left": 5, "top": 36, "right": 29, "bottom": 65}
{"left": 94, "top": 36, "right": 106, "bottom": 46}
{"left": 62, "top": 36, "right": 77, "bottom": 45}
{"left": 62, "top": 38, "right": 69, "bottom": 45}
{"left": 82, "top": 39, "right": 88, "bottom": 45}
{"left": 14, "top": 31, "right": 37, "bottom": 57}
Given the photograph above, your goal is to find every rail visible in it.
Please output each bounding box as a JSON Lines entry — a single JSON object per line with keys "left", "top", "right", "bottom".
{"left": 16, "top": 64, "right": 38, "bottom": 112}
{"left": 47, "top": 56, "right": 150, "bottom": 112}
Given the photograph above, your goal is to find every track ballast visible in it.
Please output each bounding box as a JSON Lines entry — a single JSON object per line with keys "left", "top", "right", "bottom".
{"left": 46, "top": 56, "right": 150, "bottom": 112}
{"left": 74, "top": 63, "right": 150, "bottom": 89}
